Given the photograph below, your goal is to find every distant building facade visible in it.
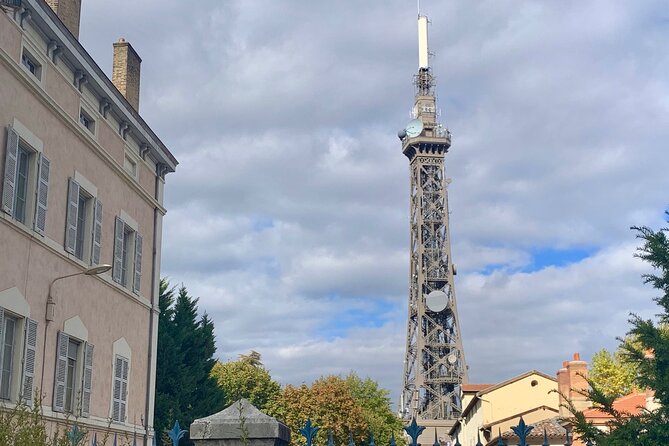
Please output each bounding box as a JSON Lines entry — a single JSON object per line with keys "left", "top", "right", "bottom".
{"left": 0, "top": 0, "right": 176, "bottom": 444}
{"left": 558, "top": 352, "right": 658, "bottom": 446}
{"left": 449, "top": 371, "right": 560, "bottom": 446}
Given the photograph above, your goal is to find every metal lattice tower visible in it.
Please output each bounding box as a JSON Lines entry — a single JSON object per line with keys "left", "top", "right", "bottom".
{"left": 398, "top": 15, "right": 468, "bottom": 432}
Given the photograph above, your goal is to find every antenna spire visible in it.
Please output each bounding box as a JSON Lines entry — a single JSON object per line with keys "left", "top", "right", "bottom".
{"left": 417, "top": 15, "right": 429, "bottom": 69}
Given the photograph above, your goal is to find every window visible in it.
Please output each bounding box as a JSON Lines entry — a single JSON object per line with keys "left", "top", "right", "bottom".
{"left": 113, "top": 216, "right": 143, "bottom": 294}
{"left": 111, "top": 355, "right": 129, "bottom": 422}
{"left": 0, "top": 307, "right": 38, "bottom": 405}
{"left": 53, "top": 332, "right": 93, "bottom": 417}
{"left": 0, "top": 314, "right": 17, "bottom": 400}
{"left": 64, "top": 339, "right": 79, "bottom": 413}
{"left": 13, "top": 146, "right": 29, "bottom": 224}
{"left": 21, "top": 49, "right": 41, "bottom": 80}
{"left": 123, "top": 154, "right": 137, "bottom": 178}
{"left": 79, "top": 109, "right": 95, "bottom": 135}
{"left": 2, "top": 128, "right": 50, "bottom": 234}
{"left": 64, "top": 178, "right": 103, "bottom": 264}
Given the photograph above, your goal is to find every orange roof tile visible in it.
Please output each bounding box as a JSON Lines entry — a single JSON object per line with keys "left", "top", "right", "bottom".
{"left": 462, "top": 384, "right": 493, "bottom": 392}
{"left": 582, "top": 391, "right": 650, "bottom": 419}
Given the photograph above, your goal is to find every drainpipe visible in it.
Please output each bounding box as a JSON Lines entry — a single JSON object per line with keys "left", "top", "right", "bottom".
{"left": 144, "top": 166, "right": 161, "bottom": 446}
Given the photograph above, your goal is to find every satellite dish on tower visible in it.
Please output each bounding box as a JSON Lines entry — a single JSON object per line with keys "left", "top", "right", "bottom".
{"left": 425, "top": 290, "right": 447, "bottom": 312}
{"left": 405, "top": 118, "right": 424, "bottom": 138}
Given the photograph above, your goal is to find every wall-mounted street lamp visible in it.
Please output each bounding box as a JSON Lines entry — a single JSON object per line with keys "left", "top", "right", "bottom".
{"left": 45, "top": 264, "right": 112, "bottom": 322}
{"left": 39, "top": 264, "right": 111, "bottom": 395}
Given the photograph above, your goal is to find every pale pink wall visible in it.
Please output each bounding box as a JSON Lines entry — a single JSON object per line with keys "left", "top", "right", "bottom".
{"left": 0, "top": 12, "right": 21, "bottom": 61}
{"left": 0, "top": 14, "right": 162, "bottom": 432}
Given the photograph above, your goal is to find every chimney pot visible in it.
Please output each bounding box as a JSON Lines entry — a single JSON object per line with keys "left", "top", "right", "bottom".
{"left": 574, "top": 352, "right": 581, "bottom": 361}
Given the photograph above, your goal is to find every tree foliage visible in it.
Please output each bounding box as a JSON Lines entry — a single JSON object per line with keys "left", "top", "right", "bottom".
{"left": 267, "top": 373, "right": 404, "bottom": 446}
{"left": 589, "top": 348, "right": 637, "bottom": 399}
{"left": 211, "top": 351, "right": 281, "bottom": 411}
{"left": 154, "top": 279, "right": 226, "bottom": 445}
{"left": 572, "top": 218, "right": 669, "bottom": 445}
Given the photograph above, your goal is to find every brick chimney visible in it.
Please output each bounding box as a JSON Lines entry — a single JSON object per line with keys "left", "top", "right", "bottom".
{"left": 46, "top": 0, "right": 82, "bottom": 39}
{"left": 557, "top": 352, "right": 590, "bottom": 416}
{"left": 112, "top": 38, "right": 141, "bottom": 111}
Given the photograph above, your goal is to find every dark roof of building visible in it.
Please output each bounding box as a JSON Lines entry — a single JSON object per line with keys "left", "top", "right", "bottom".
{"left": 491, "top": 417, "right": 566, "bottom": 445}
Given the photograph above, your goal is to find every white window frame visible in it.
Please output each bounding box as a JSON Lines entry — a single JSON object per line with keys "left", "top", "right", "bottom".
{"left": 20, "top": 46, "right": 42, "bottom": 82}
{"left": 64, "top": 173, "right": 103, "bottom": 266}
{"left": 113, "top": 213, "right": 142, "bottom": 295}
{"left": 0, "top": 288, "right": 37, "bottom": 406}
{"left": 53, "top": 317, "right": 93, "bottom": 417}
{"left": 78, "top": 105, "right": 97, "bottom": 137}
{"left": 2, "top": 123, "right": 49, "bottom": 235}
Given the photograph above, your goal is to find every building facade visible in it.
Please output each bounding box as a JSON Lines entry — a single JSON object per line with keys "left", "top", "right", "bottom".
{"left": 449, "top": 371, "right": 560, "bottom": 446}
{"left": 0, "top": 0, "right": 176, "bottom": 444}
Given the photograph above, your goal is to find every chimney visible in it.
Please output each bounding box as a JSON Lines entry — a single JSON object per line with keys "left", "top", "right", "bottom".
{"left": 557, "top": 361, "right": 570, "bottom": 417}
{"left": 112, "top": 38, "right": 142, "bottom": 111}
{"left": 46, "top": 0, "right": 82, "bottom": 39}
{"left": 558, "top": 353, "right": 590, "bottom": 415}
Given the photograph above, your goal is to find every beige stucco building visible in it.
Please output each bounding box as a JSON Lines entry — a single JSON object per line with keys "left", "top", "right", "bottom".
{"left": 0, "top": 0, "right": 176, "bottom": 444}
{"left": 449, "top": 371, "right": 560, "bottom": 446}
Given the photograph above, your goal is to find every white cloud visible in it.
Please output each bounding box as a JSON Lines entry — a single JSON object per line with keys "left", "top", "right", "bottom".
{"left": 79, "top": 0, "right": 669, "bottom": 407}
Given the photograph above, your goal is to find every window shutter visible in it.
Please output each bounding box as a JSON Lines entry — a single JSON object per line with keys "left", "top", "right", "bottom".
{"left": 133, "top": 233, "right": 142, "bottom": 294}
{"left": 21, "top": 318, "right": 38, "bottom": 406}
{"left": 113, "top": 217, "right": 124, "bottom": 283}
{"left": 64, "top": 178, "right": 80, "bottom": 254}
{"left": 120, "top": 358, "right": 128, "bottom": 422}
{"left": 0, "top": 307, "right": 5, "bottom": 387}
{"left": 2, "top": 128, "right": 19, "bottom": 215}
{"left": 91, "top": 199, "right": 103, "bottom": 265}
{"left": 53, "top": 331, "right": 69, "bottom": 413}
{"left": 112, "top": 356, "right": 122, "bottom": 421}
{"left": 33, "top": 154, "right": 50, "bottom": 235}
{"left": 81, "top": 342, "right": 93, "bottom": 418}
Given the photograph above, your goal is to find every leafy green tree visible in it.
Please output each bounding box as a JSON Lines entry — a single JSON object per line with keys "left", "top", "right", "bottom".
{"left": 572, "top": 218, "right": 669, "bottom": 445}
{"left": 589, "top": 348, "right": 637, "bottom": 399}
{"left": 345, "top": 373, "right": 405, "bottom": 446}
{"left": 154, "top": 280, "right": 226, "bottom": 445}
{"left": 267, "top": 374, "right": 404, "bottom": 446}
{"left": 267, "top": 375, "right": 367, "bottom": 446}
{"left": 211, "top": 351, "right": 281, "bottom": 410}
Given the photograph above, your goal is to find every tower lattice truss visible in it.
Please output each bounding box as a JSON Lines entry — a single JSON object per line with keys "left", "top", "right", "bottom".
{"left": 400, "top": 153, "right": 467, "bottom": 422}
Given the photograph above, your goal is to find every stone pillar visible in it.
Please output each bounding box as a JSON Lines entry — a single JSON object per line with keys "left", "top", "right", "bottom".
{"left": 191, "top": 399, "right": 290, "bottom": 446}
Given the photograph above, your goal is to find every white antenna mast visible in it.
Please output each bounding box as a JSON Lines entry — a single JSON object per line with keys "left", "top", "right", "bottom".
{"left": 418, "top": 15, "right": 429, "bottom": 69}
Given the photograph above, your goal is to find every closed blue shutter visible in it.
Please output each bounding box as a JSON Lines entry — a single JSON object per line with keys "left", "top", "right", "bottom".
{"left": 21, "top": 318, "right": 38, "bottom": 406}
{"left": 33, "top": 154, "right": 50, "bottom": 235}
{"left": 64, "top": 178, "right": 79, "bottom": 254}
{"left": 80, "top": 342, "right": 93, "bottom": 417}
{"left": 53, "top": 332, "right": 69, "bottom": 412}
{"left": 113, "top": 217, "right": 124, "bottom": 283}
{"left": 91, "top": 199, "right": 103, "bottom": 265}
{"left": 2, "top": 128, "right": 19, "bottom": 215}
{"left": 133, "top": 233, "right": 142, "bottom": 294}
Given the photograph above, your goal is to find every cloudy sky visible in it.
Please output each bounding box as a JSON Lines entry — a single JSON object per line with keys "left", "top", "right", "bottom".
{"left": 80, "top": 1, "right": 669, "bottom": 403}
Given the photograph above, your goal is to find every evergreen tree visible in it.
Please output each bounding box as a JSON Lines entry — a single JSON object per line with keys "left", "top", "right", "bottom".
{"left": 154, "top": 280, "right": 226, "bottom": 445}
{"left": 572, "top": 217, "right": 669, "bottom": 445}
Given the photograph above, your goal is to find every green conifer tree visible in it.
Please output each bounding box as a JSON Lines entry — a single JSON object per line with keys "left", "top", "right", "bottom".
{"left": 572, "top": 217, "right": 669, "bottom": 445}
{"left": 154, "top": 280, "right": 226, "bottom": 445}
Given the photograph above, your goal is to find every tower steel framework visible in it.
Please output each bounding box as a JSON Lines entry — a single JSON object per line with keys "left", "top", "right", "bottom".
{"left": 399, "top": 15, "right": 468, "bottom": 430}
